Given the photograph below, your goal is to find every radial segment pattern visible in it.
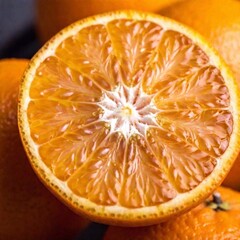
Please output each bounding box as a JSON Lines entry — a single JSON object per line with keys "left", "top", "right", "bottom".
{"left": 27, "top": 19, "right": 232, "bottom": 208}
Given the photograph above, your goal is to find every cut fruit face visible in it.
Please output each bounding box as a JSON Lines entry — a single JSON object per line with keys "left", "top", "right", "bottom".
{"left": 18, "top": 11, "right": 240, "bottom": 226}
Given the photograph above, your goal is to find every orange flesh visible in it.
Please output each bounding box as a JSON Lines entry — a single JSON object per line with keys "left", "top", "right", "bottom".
{"left": 27, "top": 19, "right": 232, "bottom": 208}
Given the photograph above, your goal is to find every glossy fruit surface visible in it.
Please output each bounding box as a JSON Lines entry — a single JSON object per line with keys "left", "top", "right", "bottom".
{"left": 36, "top": 0, "right": 182, "bottom": 42}
{"left": 0, "top": 59, "right": 88, "bottom": 240}
{"left": 19, "top": 11, "right": 240, "bottom": 226}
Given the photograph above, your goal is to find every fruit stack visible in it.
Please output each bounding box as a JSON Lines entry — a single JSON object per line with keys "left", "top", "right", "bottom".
{"left": 1, "top": 0, "right": 240, "bottom": 239}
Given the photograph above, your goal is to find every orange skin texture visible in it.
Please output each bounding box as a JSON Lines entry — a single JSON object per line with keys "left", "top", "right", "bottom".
{"left": 0, "top": 59, "right": 88, "bottom": 240}
{"left": 104, "top": 187, "right": 240, "bottom": 240}
{"left": 36, "top": 0, "right": 182, "bottom": 43}
{"left": 160, "top": 0, "right": 240, "bottom": 190}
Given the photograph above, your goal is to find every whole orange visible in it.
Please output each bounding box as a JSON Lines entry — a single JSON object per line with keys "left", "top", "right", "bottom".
{"left": 104, "top": 187, "right": 240, "bottom": 240}
{"left": 36, "top": 0, "right": 182, "bottom": 42}
{"left": 0, "top": 59, "right": 88, "bottom": 240}
{"left": 160, "top": 0, "right": 240, "bottom": 190}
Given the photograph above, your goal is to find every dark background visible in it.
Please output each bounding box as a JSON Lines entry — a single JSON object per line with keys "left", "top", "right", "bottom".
{"left": 0, "top": 0, "right": 107, "bottom": 239}
{"left": 0, "top": 0, "right": 40, "bottom": 58}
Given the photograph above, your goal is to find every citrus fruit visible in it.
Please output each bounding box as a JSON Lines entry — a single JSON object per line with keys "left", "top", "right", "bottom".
{"left": 160, "top": 0, "right": 240, "bottom": 190}
{"left": 0, "top": 59, "right": 88, "bottom": 240}
{"left": 104, "top": 186, "right": 240, "bottom": 240}
{"left": 18, "top": 11, "right": 240, "bottom": 226}
{"left": 36, "top": 0, "right": 183, "bottom": 43}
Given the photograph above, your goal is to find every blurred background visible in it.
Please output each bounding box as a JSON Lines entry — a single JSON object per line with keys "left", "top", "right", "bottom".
{"left": 0, "top": 0, "right": 40, "bottom": 58}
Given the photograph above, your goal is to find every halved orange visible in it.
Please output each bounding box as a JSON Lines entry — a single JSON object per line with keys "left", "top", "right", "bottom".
{"left": 18, "top": 11, "right": 240, "bottom": 226}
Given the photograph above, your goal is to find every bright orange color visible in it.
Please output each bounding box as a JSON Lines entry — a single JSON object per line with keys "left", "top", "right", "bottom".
{"left": 36, "top": 0, "right": 182, "bottom": 42}
{"left": 0, "top": 59, "right": 88, "bottom": 240}
{"left": 18, "top": 11, "right": 240, "bottom": 226}
{"left": 160, "top": 0, "right": 240, "bottom": 190}
{"left": 104, "top": 187, "right": 240, "bottom": 240}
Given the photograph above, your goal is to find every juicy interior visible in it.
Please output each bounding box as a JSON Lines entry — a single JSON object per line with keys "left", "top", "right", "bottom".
{"left": 27, "top": 19, "right": 232, "bottom": 207}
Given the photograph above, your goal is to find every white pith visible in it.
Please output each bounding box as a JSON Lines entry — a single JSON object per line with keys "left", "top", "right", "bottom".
{"left": 98, "top": 83, "right": 160, "bottom": 138}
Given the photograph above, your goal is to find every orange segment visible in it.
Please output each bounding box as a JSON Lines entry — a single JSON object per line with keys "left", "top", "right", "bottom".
{"left": 18, "top": 11, "right": 240, "bottom": 226}
{"left": 155, "top": 109, "right": 232, "bottom": 157}
{"left": 30, "top": 56, "right": 102, "bottom": 102}
{"left": 141, "top": 30, "right": 209, "bottom": 94}
{"left": 55, "top": 25, "right": 121, "bottom": 91}
{"left": 119, "top": 135, "right": 177, "bottom": 207}
{"left": 107, "top": 20, "right": 163, "bottom": 86}
{"left": 28, "top": 100, "right": 100, "bottom": 144}
{"left": 68, "top": 132, "right": 125, "bottom": 205}
{"left": 153, "top": 66, "right": 230, "bottom": 110}
{"left": 38, "top": 122, "right": 110, "bottom": 180}
{"left": 147, "top": 127, "right": 217, "bottom": 192}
